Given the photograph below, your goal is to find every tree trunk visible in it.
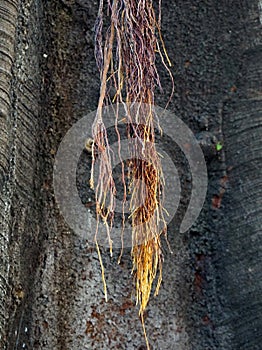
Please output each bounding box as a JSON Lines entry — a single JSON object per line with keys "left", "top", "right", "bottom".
{"left": 0, "top": 1, "right": 261, "bottom": 349}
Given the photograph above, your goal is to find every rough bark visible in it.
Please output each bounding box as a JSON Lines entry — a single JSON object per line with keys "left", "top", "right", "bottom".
{"left": 0, "top": 0, "right": 19, "bottom": 344}
{"left": 0, "top": 0, "right": 42, "bottom": 348}
{"left": 0, "top": 0, "right": 261, "bottom": 349}
{"left": 218, "top": 11, "right": 262, "bottom": 349}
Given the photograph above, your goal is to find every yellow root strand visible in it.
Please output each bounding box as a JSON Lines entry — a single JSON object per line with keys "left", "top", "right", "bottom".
{"left": 95, "top": 240, "right": 108, "bottom": 302}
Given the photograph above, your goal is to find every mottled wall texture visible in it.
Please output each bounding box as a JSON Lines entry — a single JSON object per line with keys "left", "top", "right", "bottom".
{"left": 0, "top": 1, "right": 261, "bottom": 349}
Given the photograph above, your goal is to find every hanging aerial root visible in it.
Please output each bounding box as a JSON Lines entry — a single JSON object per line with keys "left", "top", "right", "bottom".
{"left": 92, "top": 1, "right": 173, "bottom": 348}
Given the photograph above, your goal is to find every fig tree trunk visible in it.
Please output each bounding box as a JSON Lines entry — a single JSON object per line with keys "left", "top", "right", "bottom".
{"left": 0, "top": 1, "right": 261, "bottom": 349}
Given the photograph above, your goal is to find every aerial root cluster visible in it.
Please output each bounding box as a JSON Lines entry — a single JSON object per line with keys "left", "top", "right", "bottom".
{"left": 91, "top": 1, "right": 173, "bottom": 348}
